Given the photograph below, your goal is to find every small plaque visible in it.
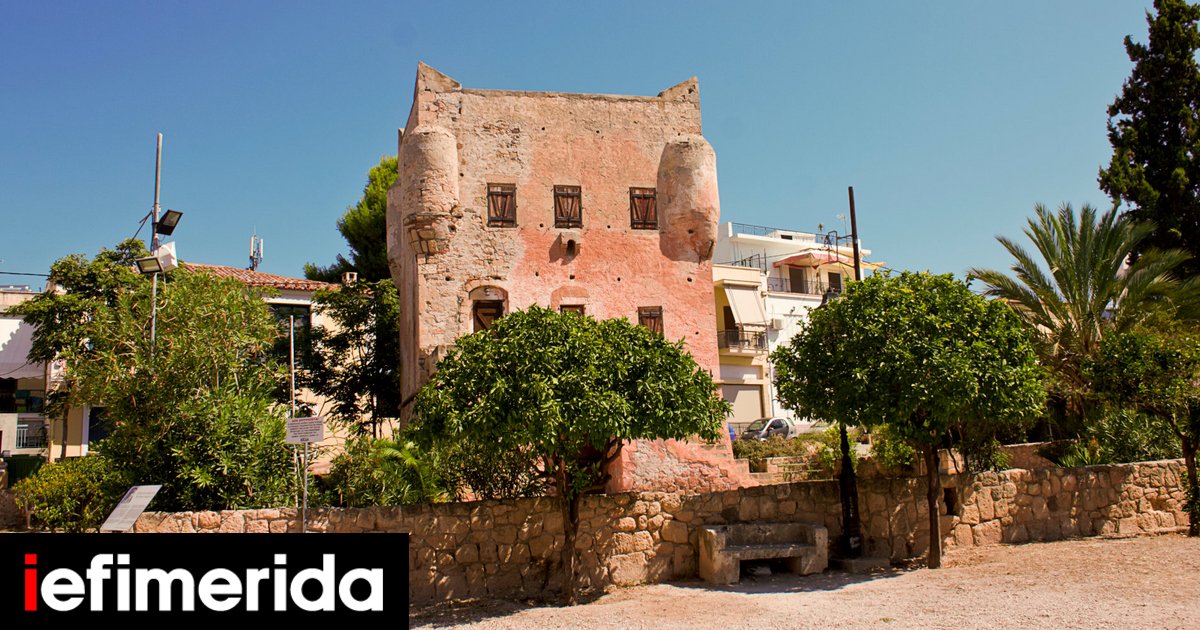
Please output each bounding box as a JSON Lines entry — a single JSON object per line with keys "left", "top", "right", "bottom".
{"left": 286, "top": 416, "right": 325, "bottom": 445}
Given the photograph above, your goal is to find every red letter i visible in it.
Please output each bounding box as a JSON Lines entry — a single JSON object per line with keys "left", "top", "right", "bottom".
{"left": 24, "top": 554, "right": 37, "bottom": 612}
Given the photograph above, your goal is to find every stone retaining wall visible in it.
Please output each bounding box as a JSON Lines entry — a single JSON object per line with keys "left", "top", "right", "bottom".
{"left": 0, "top": 490, "right": 21, "bottom": 530}
{"left": 861, "top": 460, "right": 1188, "bottom": 559}
{"left": 131, "top": 458, "right": 1189, "bottom": 603}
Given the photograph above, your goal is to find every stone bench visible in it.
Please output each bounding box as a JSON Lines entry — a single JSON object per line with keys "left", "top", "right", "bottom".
{"left": 698, "top": 521, "right": 828, "bottom": 584}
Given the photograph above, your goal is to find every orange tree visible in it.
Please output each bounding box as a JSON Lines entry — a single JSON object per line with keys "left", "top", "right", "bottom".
{"left": 772, "top": 272, "right": 1045, "bottom": 567}
{"left": 412, "top": 306, "right": 727, "bottom": 602}
{"left": 1088, "top": 329, "right": 1200, "bottom": 536}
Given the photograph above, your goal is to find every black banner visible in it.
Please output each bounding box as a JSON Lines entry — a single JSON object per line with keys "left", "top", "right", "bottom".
{"left": 0, "top": 533, "right": 409, "bottom": 626}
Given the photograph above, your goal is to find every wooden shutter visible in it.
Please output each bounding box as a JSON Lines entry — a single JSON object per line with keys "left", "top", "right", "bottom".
{"left": 630, "top": 187, "right": 657, "bottom": 229}
{"left": 638, "top": 306, "right": 663, "bottom": 334}
{"left": 487, "top": 184, "right": 516, "bottom": 227}
{"left": 473, "top": 300, "right": 505, "bottom": 332}
{"left": 554, "top": 185, "right": 582, "bottom": 228}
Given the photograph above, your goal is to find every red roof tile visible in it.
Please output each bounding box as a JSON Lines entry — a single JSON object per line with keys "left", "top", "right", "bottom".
{"left": 181, "top": 262, "right": 337, "bottom": 292}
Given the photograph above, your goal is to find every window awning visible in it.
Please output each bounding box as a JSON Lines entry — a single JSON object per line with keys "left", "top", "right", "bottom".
{"left": 723, "top": 285, "right": 768, "bottom": 326}
{"left": 0, "top": 316, "right": 42, "bottom": 380}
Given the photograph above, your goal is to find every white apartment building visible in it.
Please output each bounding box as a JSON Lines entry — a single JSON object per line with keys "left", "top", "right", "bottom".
{"left": 712, "top": 221, "right": 879, "bottom": 431}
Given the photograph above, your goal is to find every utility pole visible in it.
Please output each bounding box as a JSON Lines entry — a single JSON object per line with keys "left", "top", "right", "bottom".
{"left": 150, "top": 134, "right": 162, "bottom": 356}
{"left": 837, "top": 186, "right": 864, "bottom": 559}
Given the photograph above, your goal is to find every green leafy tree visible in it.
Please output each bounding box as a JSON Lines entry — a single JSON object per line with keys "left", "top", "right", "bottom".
{"left": 13, "top": 238, "right": 149, "bottom": 456}
{"left": 968, "top": 203, "right": 1194, "bottom": 424}
{"left": 1099, "top": 0, "right": 1200, "bottom": 278}
{"left": 18, "top": 248, "right": 298, "bottom": 512}
{"left": 773, "top": 272, "right": 1045, "bottom": 568}
{"left": 305, "top": 279, "right": 402, "bottom": 438}
{"left": 413, "top": 307, "right": 727, "bottom": 603}
{"left": 305, "top": 155, "right": 397, "bottom": 282}
{"left": 1087, "top": 329, "right": 1200, "bottom": 536}
{"left": 74, "top": 270, "right": 297, "bottom": 510}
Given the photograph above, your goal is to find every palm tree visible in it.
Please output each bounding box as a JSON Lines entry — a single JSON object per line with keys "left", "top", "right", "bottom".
{"left": 968, "top": 203, "right": 1195, "bottom": 420}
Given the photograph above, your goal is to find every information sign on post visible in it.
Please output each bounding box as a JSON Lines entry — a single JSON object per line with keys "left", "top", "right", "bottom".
{"left": 286, "top": 416, "right": 325, "bottom": 445}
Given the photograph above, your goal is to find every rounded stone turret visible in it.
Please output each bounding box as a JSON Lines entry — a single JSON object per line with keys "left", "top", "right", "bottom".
{"left": 389, "top": 125, "right": 459, "bottom": 263}
{"left": 657, "top": 134, "right": 720, "bottom": 261}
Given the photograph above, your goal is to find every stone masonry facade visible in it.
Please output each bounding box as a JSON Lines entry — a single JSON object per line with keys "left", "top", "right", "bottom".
{"left": 128, "top": 459, "right": 1190, "bottom": 604}
{"left": 385, "top": 63, "right": 745, "bottom": 492}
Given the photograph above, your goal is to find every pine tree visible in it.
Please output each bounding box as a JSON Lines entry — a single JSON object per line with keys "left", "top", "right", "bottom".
{"left": 1099, "top": 0, "right": 1200, "bottom": 277}
{"left": 305, "top": 155, "right": 398, "bottom": 282}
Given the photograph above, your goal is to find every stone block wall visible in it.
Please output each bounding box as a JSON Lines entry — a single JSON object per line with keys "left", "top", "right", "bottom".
{"left": 130, "top": 459, "right": 1189, "bottom": 603}
{"left": 856, "top": 460, "right": 1188, "bottom": 559}
{"left": 0, "top": 490, "right": 20, "bottom": 530}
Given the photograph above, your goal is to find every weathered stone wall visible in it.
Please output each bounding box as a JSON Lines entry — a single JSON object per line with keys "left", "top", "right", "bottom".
{"left": 0, "top": 490, "right": 21, "bottom": 530}
{"left": 386, "top": 62, "right": 744, "bottom": 492}
{"left": 131, "top": 459, "right": 1189, "bottom": 603}
{"left": 858, "top": 460, "right": 1188, "bottom": 560}
{"left": 1000, "top": 441, "right": 1059, "bottom": 471}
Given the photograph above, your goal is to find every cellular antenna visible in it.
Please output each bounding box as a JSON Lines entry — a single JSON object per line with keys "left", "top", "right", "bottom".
{"left": 249, "top": 231, "right": 264, "bottom": 271}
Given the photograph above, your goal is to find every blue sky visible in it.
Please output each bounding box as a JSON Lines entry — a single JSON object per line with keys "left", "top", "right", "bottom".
{"left": 0, "top": 1, "right": 1158, "bottom": 288}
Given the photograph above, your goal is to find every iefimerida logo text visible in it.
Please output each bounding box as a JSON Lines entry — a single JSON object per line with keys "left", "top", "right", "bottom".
{"left": 23, "top": 553, "right": 384, "bottom": 613}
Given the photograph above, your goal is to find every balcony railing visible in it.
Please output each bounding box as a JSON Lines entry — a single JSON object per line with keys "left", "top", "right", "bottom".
{"left": 718, "top": 328, "right": 768, "bottom": 352}
{"left": 766, "top": 277, "right": 842, "bottom": 296}
{"left": 16, "top": 423, "right": 47, "bottom": 449}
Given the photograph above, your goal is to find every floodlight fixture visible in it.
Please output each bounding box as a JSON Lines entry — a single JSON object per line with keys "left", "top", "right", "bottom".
{"left": 136, "top": 256, "right": 163, "bottom": 275}
{"left": 136, "top": 241, "right": 179, "bottom": 276}
{"left": 155, "top": 209, "right": 183, "bottom": 236}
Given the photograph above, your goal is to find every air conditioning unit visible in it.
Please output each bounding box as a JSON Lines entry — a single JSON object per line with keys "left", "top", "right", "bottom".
{"left": 770, "top": 317, "right": 785, "bottom": 330}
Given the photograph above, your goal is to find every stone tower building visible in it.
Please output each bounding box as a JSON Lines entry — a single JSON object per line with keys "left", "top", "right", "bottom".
{"left": 387, "top": 63, "right": 746, "bottom": 492}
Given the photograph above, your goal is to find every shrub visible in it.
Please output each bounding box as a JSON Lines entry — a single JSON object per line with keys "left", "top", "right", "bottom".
{"left": 1090, "top": 408, "right": 1181, "bottom": 464}
{"left": 732, "top": 434, "right": 824, "bottom": 469}
{"left": 870, "top": 425, "right": 916, "bottom": 473}
{"left": 325, "top": 436, "right": 447, "bottom": 507}
{"left": 960, "top": 438, "right": 1012, "bottom": 473}
{"left": 817, "top": 425, "right": 859, "bottom": 474}
{"left": 14, "top": 456, "right": 127, "bottom": 532}
{"left": 434, "top": 440, "right": 545, "bottom": 501}
{"left": 1056, "top": 439, "right": 1109, "bottom": 468}
{"left": 1038, "top": 409, "right": 1182, "bottom": 468}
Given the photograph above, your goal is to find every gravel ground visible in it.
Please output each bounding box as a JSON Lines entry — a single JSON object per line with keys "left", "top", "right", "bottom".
{"left": 412, "top": 535, "right": 1200, "bottom": 629}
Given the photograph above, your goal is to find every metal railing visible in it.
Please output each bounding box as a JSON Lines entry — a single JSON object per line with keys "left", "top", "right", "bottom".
{"left": 16, "top": 423, "right": 47, "bottom": 449}
{"left": 730, "top": 223, "right": 816, "bottom": 240}
{"left": 718, "top": 328, "right": 768, "bottom": 352}
{"left": 766, "top": 277, "right": 842, "bottom": 295}
{"left": 725, "top": 253, "right": 769, "bottom": 271}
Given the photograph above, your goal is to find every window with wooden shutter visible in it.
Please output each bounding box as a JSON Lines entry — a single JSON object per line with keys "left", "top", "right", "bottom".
{"left": 560, "top": 304, "right": 585, "bottom": 316}
{"left": 638, "top": 306, "right": 663, "bottom": 334}
{"left": 487, "top": 184, "right": 516, "bottom": 227}
{"left": 629, "top": 187, "right": 657, "bottom": 229}
{"left": 554, "top": 185, "right": 582, "bottom": 228}
{"left": 473, "top": 300, "right": 505, "bottom": 332}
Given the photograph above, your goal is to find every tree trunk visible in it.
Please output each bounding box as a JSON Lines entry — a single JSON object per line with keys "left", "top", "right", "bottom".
{"left": 556, "top": 458, "right": 582, "bottom": 605}
{"left": 923, "top": 444, "right": 942, "bottom": 568}
{"left": 1183, "top": 436, "right": 1198, "bottom": 537}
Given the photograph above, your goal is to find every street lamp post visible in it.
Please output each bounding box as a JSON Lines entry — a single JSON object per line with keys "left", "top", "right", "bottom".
{"left": 816, "top": 187, "right": 866, "bottom": 559}
{"left": 134, "top": 134, "right": 183, "bottom": 358}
